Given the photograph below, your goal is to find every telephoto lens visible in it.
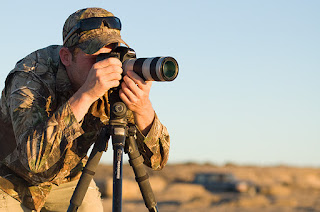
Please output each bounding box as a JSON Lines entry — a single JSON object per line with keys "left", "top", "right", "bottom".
{"left": 122, "top": 57, "right": 179, "bottom": 81}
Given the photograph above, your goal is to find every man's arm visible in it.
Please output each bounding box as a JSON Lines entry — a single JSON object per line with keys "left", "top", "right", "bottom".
{"left": 119, "top": 70, "right": 155, "bottom": 135}
{"left": 68, "top": 57, "right": 123, "bottom": 122}
{"left": 120, "top": 70, "right": 170, "bottom": 169}
{"left": 6, "top": 72, "right": 83, "bottom": 176}
{"left": 135, "top": 113, "right": 170, "bottom": 170}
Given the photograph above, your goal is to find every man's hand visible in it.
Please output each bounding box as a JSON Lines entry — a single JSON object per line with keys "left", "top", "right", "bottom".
{"left": 70, "top": 57, "right": 123, "bottom": 122}
{"left": 82, "top": 57, "right": 123, "bottom": 101}
{"left": 119, "top": 70, "right": 155, "bottom": 135}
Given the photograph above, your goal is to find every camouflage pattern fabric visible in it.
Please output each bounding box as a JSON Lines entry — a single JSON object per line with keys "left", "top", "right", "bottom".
{"left": 63, "top": 7, "right": 129, "bottom": 54}
{"left": 0, "top": 45, "right": 170, "bottom": 211}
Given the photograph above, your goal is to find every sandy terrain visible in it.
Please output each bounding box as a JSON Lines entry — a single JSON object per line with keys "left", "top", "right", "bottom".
{"left": 94, "top": 163, "right": 320, "bottom": 212}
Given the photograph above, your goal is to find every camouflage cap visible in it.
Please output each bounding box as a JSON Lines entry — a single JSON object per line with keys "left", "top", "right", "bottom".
{"left": 63, "top": 8, "right": 128, "bottom": 54}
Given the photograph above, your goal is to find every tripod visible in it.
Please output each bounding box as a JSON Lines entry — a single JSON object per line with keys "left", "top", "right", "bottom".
{"left": 67, "top": 86, "right": 158, "bottom": 212}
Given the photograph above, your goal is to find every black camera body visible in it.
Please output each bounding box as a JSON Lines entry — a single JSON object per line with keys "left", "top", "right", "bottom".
{"left": 97, "top": 46, "right": 179, "bottom": 82}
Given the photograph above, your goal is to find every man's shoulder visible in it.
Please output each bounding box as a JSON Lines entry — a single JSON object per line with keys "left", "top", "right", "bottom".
{"left": 34, "top": 45, "right": 62, "bottom": 64}
{"left": 14, "top": 45, "right": 62, "bottom": 72}
{"left": 5, "top": 45, "right": 63, "bottom": 88}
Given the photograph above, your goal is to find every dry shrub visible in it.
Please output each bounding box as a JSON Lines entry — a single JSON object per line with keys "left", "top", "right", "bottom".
{"left": 234, "top": 195, "right": 270, "bottom": 207}
{"left": 260, "top": 184, "right": 291, "bottom": 196}
{"left": 159, "top": 183, "right": 216, "bottom": 203}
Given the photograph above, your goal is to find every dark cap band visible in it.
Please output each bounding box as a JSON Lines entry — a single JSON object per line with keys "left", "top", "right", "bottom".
{"left": 63, "top": 8, "right": 129, "bottom": 54}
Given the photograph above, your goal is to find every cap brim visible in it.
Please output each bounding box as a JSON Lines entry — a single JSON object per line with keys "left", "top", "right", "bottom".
{"left": 78, "top": 31, "right": 129, "bottom": 54}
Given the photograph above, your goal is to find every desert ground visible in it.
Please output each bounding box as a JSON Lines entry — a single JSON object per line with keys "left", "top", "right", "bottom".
{"left": 94, "top": 163, "right": 320, "bottom": 212}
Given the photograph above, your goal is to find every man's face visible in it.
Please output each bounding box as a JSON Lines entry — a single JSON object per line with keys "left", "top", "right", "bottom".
{"left": 67, "top": 44, "right": 115, "bottom": 90}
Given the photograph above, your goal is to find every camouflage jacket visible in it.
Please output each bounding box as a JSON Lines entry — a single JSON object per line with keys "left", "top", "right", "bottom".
{"left": 0, "top": 45, "right": 170, "bottom": 211}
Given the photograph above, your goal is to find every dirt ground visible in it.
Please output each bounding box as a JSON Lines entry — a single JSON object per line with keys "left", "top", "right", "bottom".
{"left": 94, "top": 163, "right": 320, "bottom": 212}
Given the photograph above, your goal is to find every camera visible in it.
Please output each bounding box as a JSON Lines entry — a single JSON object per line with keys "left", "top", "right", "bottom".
{"left": 96, "top": 46, "right": 179, "bottom": 82}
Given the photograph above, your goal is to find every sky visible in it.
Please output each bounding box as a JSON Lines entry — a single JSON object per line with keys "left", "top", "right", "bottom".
{"left": 0, "top": 0, "right": 319, "bottom": 167}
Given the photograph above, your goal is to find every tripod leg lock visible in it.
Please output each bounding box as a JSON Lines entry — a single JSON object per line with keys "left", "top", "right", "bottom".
{"left": 129, "top": 155, "right": 144, "bottom": 166}
{"left": 135, "top": 173, "right": 149, "bottom": 183}
{"left": 82, "top": 168, "right": 95, "bottom": 176}
{"left": 129, "top": 155, "right": 149, "bottom": 182}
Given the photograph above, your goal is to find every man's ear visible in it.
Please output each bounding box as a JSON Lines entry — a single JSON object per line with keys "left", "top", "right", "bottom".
{"left": 59, "top": 47, "right": 73, "bottom": 67}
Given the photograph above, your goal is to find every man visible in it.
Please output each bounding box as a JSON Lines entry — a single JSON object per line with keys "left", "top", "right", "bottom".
{"left": 0, "top": 7, "right": 170, "bottom": 211}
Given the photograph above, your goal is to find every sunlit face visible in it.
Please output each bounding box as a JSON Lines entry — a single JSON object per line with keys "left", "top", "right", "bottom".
{"left": 66, "top": 44, "right": 116, "bottom": 91}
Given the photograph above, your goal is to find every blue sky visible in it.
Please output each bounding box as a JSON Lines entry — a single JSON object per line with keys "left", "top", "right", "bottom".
{"left": 1, "top": 0, "right": 319, "bottom": 166}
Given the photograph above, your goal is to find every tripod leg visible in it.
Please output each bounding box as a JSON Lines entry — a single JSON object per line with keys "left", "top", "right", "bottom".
{"left": 111, "top": 128, "right": 126, "bottom": 212}
{"left": 68, "top": 127, "right": 110, "bottom": 212}
{"left": 125, "top": 125, "right": 159, "bottom": 212}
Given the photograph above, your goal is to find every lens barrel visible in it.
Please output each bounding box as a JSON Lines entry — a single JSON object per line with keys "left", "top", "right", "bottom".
{"left": 122, "top": 57, "right": 179, "bottom": 81}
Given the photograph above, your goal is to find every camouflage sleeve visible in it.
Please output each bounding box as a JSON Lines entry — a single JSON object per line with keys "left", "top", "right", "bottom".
{"left": 135, "top": 113, "right": 170, "bottom": 170}
{"left": 6, "top": 72, "right": 83, "bottom": 175}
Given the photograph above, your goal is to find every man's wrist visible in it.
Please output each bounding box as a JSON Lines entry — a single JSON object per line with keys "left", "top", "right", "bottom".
{"left": 69, "top": 90, "right": 96, "bottom": 122}
{"left": 134, "top": 108, "right": 155, "bottom": 136}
